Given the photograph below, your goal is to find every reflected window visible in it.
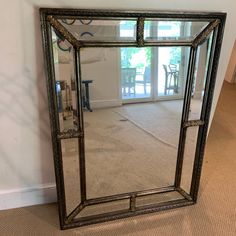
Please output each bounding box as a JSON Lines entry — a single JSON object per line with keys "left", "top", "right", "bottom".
{"left": 119, "top": 21, "right": 136, "bottom": 38}
{"left": 144, "top": 21, "right": 209, "bottom": 41}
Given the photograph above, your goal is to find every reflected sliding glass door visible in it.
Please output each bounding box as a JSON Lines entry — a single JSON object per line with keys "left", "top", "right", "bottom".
{"left": 146, "top": 21, "right": 191, "bottom": 101}
{"left": 120, "top": 47, "right": 152, "bottom": 101}
{"left": 120, "top": 21, "right": 152, "bottom": 102}
{"left": 156, "top": 46, "right": 189, "bottom": 99}
{"left": 120, "top": 20, "right": 208, "bottom": 103}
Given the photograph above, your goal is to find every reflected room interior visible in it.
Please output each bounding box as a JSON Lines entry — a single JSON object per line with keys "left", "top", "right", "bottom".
{"left": 53, "top": 22, "right": 210, "bottom": 203}
{"left": 45, "top": 13, "right": 221, "bottom": 225}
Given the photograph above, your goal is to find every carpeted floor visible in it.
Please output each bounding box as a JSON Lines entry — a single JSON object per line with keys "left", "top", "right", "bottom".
{"left": 84, "top": 101, "right": 183, "bottom": 199}
{"left": 63, "top": 98, "right": 199, "bottom": 214}
{"left": 0, "top": 81, "right": 236, "bottom": 235}
{"left": 62, "top": 100, "right": 183, "bottom": 214}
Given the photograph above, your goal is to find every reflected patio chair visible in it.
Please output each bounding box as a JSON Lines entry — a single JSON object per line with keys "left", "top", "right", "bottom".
{"left": 143, "top": 66, "right": 151, "bottom": 94}
{"left": 163, "top": 64, "right": 179, "bottom": 95}
{"left": 121, "top": 68, "right": 136, "bottom": 97}
{"left": 135, "top": 66, "right": 151, "bottom": 95}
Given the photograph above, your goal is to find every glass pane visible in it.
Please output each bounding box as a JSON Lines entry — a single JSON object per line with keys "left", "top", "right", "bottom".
{"left": 76, "top": 199, "right": 129, "bottom": 218}
{"left": 188, "top": 32, "right": 213, "bottom": 120}
{"left": 121, "top": 47, "right": 151, "bottom": 100}
{"left": 51, "top": 28, "right": 78, "bottom": 132}
{"left": 80, "top": 47, "right": 186, "bottom": 199}
{"left": 180, "top": 126, "right": 199, "bottom": 194}
{"left": 59, "top": 19, "right": 137, "bottom": 41}
{"left": 136, "top": 191, "right": 184, "bottom": 207}
{"left": 157, "top": 47, "right": 190, "bottom": 98}
{"left": 61, "top": 138, "right": 81, "bottom": 215}
{"left": 144, "top": 20, "right": 210, "bottom": 41}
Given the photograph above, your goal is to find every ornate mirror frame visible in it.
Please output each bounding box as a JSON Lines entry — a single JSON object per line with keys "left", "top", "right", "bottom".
{"left": 40, "top": 8, "right": 226, "bottom": 229}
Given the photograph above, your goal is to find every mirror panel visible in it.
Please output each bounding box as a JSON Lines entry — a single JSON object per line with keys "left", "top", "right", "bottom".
{"left": 188, "top": 33, "right": 214, "bottom": 120}
{"left": 136, "top": 191, "right": 184, "bottom": 207}
{"left": 61, "top": 138, "right": 81, "bottom": 215}
{"left": 180, "top": 126, "right": 199, "bottom": 194}
{"left": 144, "top": 20, "right": 210, "bottom": 41}
{"left": 59, "top": 19, "right": 137, "bottom": 42}
{"left": 51, "top": 28, "right": 78, "bottom": 132}
{"left": 75, "top": 199, "right": 129, "bottom": 218}
{"left": 80, "top": 47, "right": 190, "bottom": 199}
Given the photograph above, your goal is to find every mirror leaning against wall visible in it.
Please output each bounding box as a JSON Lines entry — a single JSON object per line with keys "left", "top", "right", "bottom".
{"left": 40, "top": 8, "right": 226, "bottom": 229}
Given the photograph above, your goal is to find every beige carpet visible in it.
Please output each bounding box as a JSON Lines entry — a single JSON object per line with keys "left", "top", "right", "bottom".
{"left": 63, "top": 99, "right": 198, "bottom": 215}
{"left": 63, "top": 102, "right": 181, "bottom": 214}
{"left": 0, "top": 81, "right": 236, "bottom": 235}
{"left": 84, "top": 102, "right": 181, "bottom": 199}
{"left": 62, "top": 100, "right": 200, "bottom": 214}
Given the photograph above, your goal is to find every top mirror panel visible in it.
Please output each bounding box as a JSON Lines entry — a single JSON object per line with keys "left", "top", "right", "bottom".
{"left": 144, "top": 20, "right": 210, "bottom": 41}
{"left": 58, "top": 19, "right": 137, "bottom": 42}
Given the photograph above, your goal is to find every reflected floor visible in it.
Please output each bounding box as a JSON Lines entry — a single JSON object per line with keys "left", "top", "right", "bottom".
{"left": 84, "top": 100, "right": 186, "bottom": 199}
{"left": 122, "top": 84, "right": 151, "bottom": 99}
{"left": 85, "top": 108, "right": 178, "bottom": 199}
{"left": 62, "top": 99, "right": 201, "bottom": 207}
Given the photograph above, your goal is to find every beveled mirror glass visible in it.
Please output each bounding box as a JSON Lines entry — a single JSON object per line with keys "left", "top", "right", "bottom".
{"left": 40, "top": 8, "right": 226, "bottom": 229}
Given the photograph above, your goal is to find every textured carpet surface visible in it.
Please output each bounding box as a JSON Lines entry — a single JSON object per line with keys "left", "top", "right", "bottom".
{"left": 63, "top": 99, "right": 197, "bottom": 213}
{"left": 0, "top": 82, "right": 236, "bottom": 235}
{"left": 84, "top": 101, "right": 182, "bottom": 199}
{"left": 63, "top": 101, "right": 182, "bottom": 213}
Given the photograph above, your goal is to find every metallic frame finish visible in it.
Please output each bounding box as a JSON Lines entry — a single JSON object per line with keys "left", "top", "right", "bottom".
{"left": 40, "top": 8, "right": 226, "bottom": 230}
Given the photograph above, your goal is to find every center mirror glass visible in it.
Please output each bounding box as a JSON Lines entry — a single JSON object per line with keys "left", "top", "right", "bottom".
{"left": 51, "top": 18, "right": 213, "bottom": 203}
{"left": 80, "top": 46, "right": 190, "bottom": 199}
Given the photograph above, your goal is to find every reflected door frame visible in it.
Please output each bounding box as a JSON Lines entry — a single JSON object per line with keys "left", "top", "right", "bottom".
{"left": 120, "top": 21, "right": 189, "bottom": 104}
{"left": 153, "top": 22, "right": 190, "bottom": 102}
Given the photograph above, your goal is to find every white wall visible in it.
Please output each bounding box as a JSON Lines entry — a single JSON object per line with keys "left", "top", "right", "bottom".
{"left": 81, "top": 48, "right": 121, "bottom": 109}
{"left": 225, "top": 39, "right": 236, "bottom": 82}
{"left": 0, "top": 0, "right": 236, "bottom": 210}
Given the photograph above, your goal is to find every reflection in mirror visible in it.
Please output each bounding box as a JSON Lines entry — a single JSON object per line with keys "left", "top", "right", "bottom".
{"left": 80, "top": 47, "right": 190, "bottom": 199}
{"left": 180, "top": 126, "right": 199, "bottom": 194}
{"left": 75, "top": 199, "right": 129, "bottom": 218}
{"left": 59, "top": 19, "right": 137, "bottom": 41}
{"left": 157, "top": 47, "right": 190, "bottom": 98}
{"left": 144, "top": 20, "right": 210, "bottom": 41}
{"left": 121, "top": 47, "right": 152, "bottom": 100}
{"left": 136, "top": 191, "right": 184, "bottom": 207}
{"left": 120, "top": 47, "right": 190, "bottom": 100}
{"left": 61, "top": 138, "right": 81, "bottom": 215}
{"left": 51, "top": 28, "right": 78, "bottom": 132}
{"left": 188, "top": 32, "right": 213, "bottom": 120}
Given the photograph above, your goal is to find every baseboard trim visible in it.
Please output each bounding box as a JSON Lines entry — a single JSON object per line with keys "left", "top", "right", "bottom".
{"left": 0, "top": 183, "right": 57, "bottom": 210}
{"left": 90, "top": 99, "right": 122, "bottom": 109}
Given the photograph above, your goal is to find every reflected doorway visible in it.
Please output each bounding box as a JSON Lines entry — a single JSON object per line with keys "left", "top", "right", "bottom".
{"left": 120, "top": 21, "right": 189, "bottom": 103}
{"left": 121, "top": 47, "right": 152, "bottom": 100}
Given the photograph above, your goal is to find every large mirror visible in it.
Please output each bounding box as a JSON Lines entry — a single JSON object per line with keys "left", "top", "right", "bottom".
{"left": 40, "top": 9, "right": 226, "bottom": 229}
